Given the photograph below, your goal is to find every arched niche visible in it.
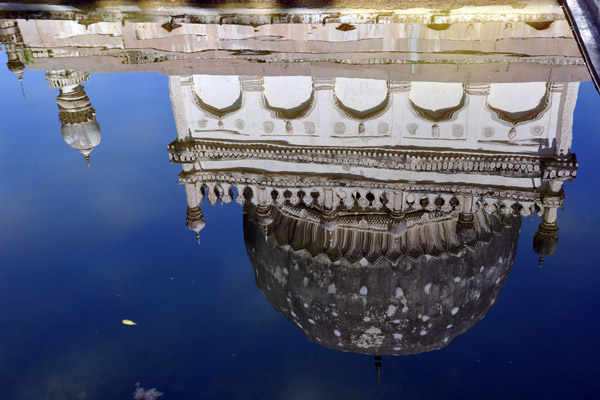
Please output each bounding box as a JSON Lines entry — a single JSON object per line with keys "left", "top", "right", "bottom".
{"left": 192, "top": 75, "right": 242, "bottom": 119}
{"left": 263, "top": 76, "right": 314, "bottom": 120}
{"left": 334, "top": 78, "right": 390, "bottom": 120}
{"left": 487, "top": 82, "right": 550, "bottom": 126}
{"left": 408, "top": 82, "right": 466, "bottom": 122}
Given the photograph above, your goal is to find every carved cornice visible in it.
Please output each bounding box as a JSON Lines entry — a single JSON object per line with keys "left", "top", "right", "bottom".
{"left": 56, "top": 84, "right": 96, "bottom": 124}
{"left": 59, "top": 109, "right": 96, "bottom": 124}
{"left": 248, "top": 204, "right": 514, "bottom": 264}
{"left": 543, "top": 155, "right": 578, "bottom": 180}
{"left": 179, "top": 170, "right": 563, "bottom": 218}
{"left": 168, "top": 139, "right": 578, "bottom": 180}
{"left": 46, "top": 70, "right": 89, "bottom": 89}
{"left": 278, "top": 203, "right": 448, "bottom": 234}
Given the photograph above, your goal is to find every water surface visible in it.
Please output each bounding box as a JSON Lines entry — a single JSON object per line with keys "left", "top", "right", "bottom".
{"left": 0, "top": 3, "right": 599, "bottom": 399}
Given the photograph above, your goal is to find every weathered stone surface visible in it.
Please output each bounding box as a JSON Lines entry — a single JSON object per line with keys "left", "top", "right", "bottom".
{"left": 244, "top": 210, "right": 520, "bottom": 356}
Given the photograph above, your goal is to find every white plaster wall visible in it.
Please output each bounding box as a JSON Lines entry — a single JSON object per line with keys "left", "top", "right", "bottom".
{"left": 409, "top": 82, "right": 464, "bottom": 111}
{"left": 193, "top": 75, "right": 241, "bottom": 110}
{"left": 334, "top": 78, "right": 388, "bottom": 112}
{"left": 177, "top": 75, "right": 569, "bottom": 155}
{"left": 264, "top": 76, "right": 313, "bottom": 109}
{"left": 18, "top": 20, "right": 124, "bottom": 49}
{"left": 488, "top": 82, "right": 547, "bottom": 113}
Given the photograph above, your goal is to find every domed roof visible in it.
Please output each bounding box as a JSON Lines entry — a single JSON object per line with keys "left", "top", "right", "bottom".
{"left": 61, "top": 119, "right": 101, "bottom": 161}
{"left": 244, "top": 207, "right": 521, "bottom": 356}
{"left": 6, "top": 59, "right": 25, "bottom": 80}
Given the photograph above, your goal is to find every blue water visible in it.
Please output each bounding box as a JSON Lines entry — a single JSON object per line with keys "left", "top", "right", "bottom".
{"left": 0, "top": 61, "right": 599, "bottom": 399}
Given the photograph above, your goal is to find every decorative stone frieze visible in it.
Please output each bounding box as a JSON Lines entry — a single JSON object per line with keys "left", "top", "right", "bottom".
{"left": 168, "top": 139, "right": 577, "bottom": 180}
{"left": 46, "top": 70, "right": 90, "bottom": 90}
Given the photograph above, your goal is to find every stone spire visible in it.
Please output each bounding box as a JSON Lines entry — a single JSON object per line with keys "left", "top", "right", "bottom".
{"left": 0, "top": 19, "right": 26, "bottom": 81}
{"left": 47, "top": 70, "right": 101, "bottom": 165}
{"left": 255, "top": 205, "right": 274, "bottom": 240}
{"left": 533, "top": 221, "right": 559, "bottom": 268}
{"left": 186, "top": 206, "right": 206, "bottom": 245}
{"left": 533, "top": 196, "right": 561, "bottom": 267}
{"left": 374, "top": 356, "right": 382, "bottom": 384}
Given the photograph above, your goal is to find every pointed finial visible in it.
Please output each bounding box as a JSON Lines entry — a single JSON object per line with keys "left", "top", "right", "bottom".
{"left": 196, "top": 232, "right": 201, "bottom": 246}
{"left": 85, "top": 154, "right": 90, "bottom": 167}
{"left": 20, "top": 79, "right": 25, "bottom": 99}
{"left": 539, "top": 256, "right": 544, "bottom": 268}
{"left": 374, "top": 356, "right": 382, "bottom": 384}
{"left": 263, "top": 225, "right": 269, "bottom": 242}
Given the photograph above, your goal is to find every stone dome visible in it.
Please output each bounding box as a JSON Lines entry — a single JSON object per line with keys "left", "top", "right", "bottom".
{"left": 6, "top": 59, "right": 25, "bottom": 80}
{"left": 244, "top": 207, "right": 521, "bottom": 356}
{"left": 61, "top": 119, "right": 101, "bottom": 159}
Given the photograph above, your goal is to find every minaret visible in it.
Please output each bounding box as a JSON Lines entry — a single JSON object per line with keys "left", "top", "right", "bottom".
{"left": 254, "top": 187, "right": 274, "bottom": 240}
{"left": 185, "top": 182, "right": 206, "bottom": 245}
{"left": 456, "top": 196, "right": 477, "bottom": 245}
{"left": 47, "top": 70, "right": 101, "bottom": 166}
{"left": 0, "top": 19, "right": 26, "bottom": 82}
{"left": 255, "top": 205, "right": 274, "bottom": 240}
{"left": 533, "top": 203, "right": 559, "bottom": 268}
{"left": 186, "top": 206, "right": 206, "bottom": 245}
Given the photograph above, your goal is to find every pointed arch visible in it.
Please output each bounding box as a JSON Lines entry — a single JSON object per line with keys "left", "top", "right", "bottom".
{"left": 333, "top": 78, "right": 391, "bottom": 121}
{"left": 191, "top": 75, "right": 243, "bottom": 119}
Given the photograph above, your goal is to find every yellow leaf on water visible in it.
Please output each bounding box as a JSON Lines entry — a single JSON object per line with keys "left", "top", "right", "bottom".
{"left": 122, "top": 319, "right": 137, "bottom": 326}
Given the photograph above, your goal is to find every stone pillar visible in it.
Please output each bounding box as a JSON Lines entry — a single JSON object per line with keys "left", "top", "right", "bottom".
{"left": 533, "top": 195, "right": 561, "bottom": 267}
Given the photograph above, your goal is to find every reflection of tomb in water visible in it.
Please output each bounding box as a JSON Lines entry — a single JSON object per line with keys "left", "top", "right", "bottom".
{"left": 0, "top": 2, "right": 587, "bottom": 358}
{"left": 169, "top": 61, "right": 578, "bottom": 357}
{"left": 162, "top": 9, "right": 582, "bottom": 354}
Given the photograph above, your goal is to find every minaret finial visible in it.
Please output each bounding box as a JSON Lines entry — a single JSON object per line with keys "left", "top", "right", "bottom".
{"left": 85, "top": 153, "right": 90, "bottom": 167}
{"left": 539, "top": 256, "right": 544, "bottom": 268}
{"left": 374, "top": 356, "right": 382, "bottom": 384}
{"left": 196, "top": 232, "right": 201, "bottom": 245}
